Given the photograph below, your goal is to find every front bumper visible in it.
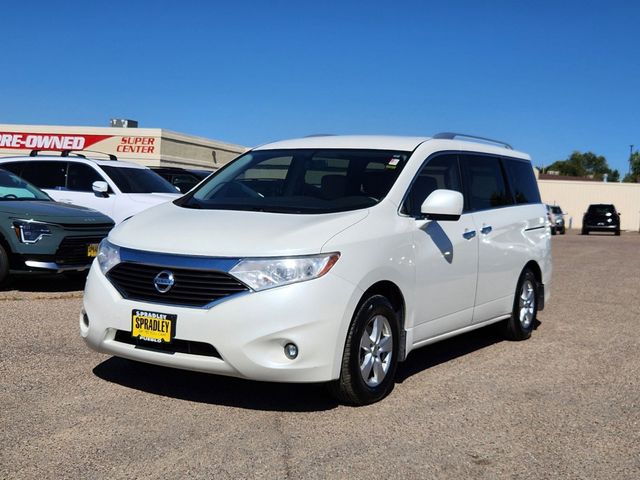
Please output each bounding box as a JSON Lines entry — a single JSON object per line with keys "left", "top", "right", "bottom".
{"left": 81, "top": 264, "right": 361, "bottom": 383}
{"left": 584, "top": 223, "right": 618, "bottom": 231}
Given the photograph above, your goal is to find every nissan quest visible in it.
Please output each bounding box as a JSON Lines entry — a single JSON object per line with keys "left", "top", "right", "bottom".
{"left": 80, "top": 133, "right": 552, "bottom": 405}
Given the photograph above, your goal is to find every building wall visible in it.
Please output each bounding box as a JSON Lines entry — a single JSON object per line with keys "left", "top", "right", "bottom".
{"left": 539, "top": 180, "right": 640, "bottom": 231}
{"left": 159, "top": 130, "right": 246, "bottom": 169}
{"left": 0, "top": 124, "right": 247, "bottom": 170}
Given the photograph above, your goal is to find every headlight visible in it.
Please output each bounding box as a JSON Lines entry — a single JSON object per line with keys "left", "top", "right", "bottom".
{"left": 97, "top": 239, "right": 121, "bottom": 274}
{"left": 12, "top": 220, "right": 52, "bottom": 244}
{"left": 230, "top": 253, "right": 340, "bottom": 291}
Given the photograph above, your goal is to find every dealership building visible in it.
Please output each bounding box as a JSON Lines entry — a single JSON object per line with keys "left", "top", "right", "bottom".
{"left": 0, "top": 123, "right": 247, "bottom": 171}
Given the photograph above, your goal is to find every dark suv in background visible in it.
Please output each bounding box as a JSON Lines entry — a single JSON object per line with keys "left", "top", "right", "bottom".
{"left": 152, "top": 167, "right": 212, "bottom": 193}
{"left": 582, "top": 204, "right": 621, "bottom": 235}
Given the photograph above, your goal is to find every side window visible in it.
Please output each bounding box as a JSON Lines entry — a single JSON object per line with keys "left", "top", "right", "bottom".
{"left": 403, "top": 154, "right": 462, "bottom": 217}
{"left": 17, "top": 161, "right": 67, "bottom": 190}
{"left": 67, "top": 162, "right": 104, "bottom": 192}
{"left": 0, "top": 162, "right": 25, "bottom": 177}
{"left": 461, "top": 155, "right": 513, "bottom": 211}
{"left": 504, "top": 159, "right": 541, "bottom": 204}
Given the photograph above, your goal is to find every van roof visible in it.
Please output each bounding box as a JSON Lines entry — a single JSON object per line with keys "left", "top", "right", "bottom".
{"left": 255, "top": 135, "right": 530, "bottom": 159}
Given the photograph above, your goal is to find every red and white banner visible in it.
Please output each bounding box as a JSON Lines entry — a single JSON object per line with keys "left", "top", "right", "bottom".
{"left": 0, "top": 130, "right": 158, "bottom": 158}
{"left": 0, "top": 132, "right": 113, "bottom": 150}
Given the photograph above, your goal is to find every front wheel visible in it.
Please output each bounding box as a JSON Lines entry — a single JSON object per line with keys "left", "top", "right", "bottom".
{"left": 328, "top": 295, "right": 400, "bottom": 405}
{"left": 502, "top": 269, "right": 538, "bottom": 341}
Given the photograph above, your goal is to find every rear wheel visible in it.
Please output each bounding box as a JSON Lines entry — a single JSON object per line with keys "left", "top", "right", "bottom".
{"left": 0, "top": 243, "right": 10, "bottom": 289}
{"left": 329, "top": 295, "right": 399, "bottom": 405}
{"left": 502, "top": 269, "right": 538, "bottom": 341}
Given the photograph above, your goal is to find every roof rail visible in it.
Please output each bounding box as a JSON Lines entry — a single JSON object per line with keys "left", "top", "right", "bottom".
{"left": 432, "top": 132, "right": 513, "bottom": 150}
{"left": 29, "top": 149, "right": 117, "bottom": 161}
{"left": 62, "top": 150, "right": 118, "bottom": 161}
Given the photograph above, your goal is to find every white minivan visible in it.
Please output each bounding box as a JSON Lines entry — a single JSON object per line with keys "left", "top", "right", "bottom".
{"left": 0, "top": 153, "right": 181, "bottom": 224}
{"left": 81, "top": 134, "right": 552, "bottom": 405}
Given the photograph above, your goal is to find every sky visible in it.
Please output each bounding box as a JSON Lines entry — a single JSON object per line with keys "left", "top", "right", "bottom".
{"left": 1, "top": 0, "right": 639, "bottom": 173}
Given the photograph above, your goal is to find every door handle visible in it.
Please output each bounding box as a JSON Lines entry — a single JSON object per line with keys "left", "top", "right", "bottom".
{"left": 481, "top": 225, "right": 493, "bottom": 235}
{"left": 462, "top": 229, "right": 476, "bottom": 240}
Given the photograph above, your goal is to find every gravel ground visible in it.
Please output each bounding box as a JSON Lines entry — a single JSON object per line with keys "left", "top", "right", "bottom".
{"left": 1, "top": 231, "right": 639, "bottom": 479}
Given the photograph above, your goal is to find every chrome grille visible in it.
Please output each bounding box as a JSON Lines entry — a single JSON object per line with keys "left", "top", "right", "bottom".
{"left": 106, "top": 262, "right": 249, "bottom": 307}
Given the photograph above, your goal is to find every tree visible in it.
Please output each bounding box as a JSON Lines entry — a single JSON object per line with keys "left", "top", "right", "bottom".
{"left": 545, "top": 151, "right": 618, "bottom": 181}
{"left": 608, "top": 169, "right": 620, "bottom": 182}
{"left": 622, "top": 151, "right": 640, "bottom": 183}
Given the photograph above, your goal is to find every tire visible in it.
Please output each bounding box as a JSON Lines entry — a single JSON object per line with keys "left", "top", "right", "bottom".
{"left": 502, "top": 269, "right": 538, "bottom": 341}
{"left": 560, "top": 227, "right": 566, "bottom": 235}
{"left": 0, "top": 243, "right": 9, "bottom": 289}
{"left": 582, "top": 228, "right": 589, "bottom": 235}
{"left": 550, "top": 226, "right": 556, "bottom": 235}
{"left": 328, "top": 295, "right": 400, "bottom": 405}
{"left": 615, "top": 229, "right": 621, "bottom": 236}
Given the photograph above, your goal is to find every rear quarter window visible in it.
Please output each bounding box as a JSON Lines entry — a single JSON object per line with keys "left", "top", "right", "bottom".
{"left": 14, "top": 161, "right": 67, "bottom": 190}
{"left": 504, "top": 159, "right": 541, "bottom": 204}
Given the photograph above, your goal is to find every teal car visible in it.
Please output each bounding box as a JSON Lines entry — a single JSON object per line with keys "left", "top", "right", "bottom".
{"left": 0, "top": 168, "right": 114, "bottom": 287}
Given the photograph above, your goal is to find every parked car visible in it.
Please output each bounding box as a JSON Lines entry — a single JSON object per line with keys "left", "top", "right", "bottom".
{"left": 81, "top": 133, "right": 552, "bottom": 405}
{"left": 546, "top": 204, "right": 566, "bottom": 234}
{"left": 0, "top": 168, "right": 113, "bottom": 287}
{"left": 0, "top": 151, "right": 181, "bottom": 224}
{"left": 152, "top": 167, "right": 212, "bottom": 193}
{"left": 582, "top": 204, "right": 621, "bottom": 235}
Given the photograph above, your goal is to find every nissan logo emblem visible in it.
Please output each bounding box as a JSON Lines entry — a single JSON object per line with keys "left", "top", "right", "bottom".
{"left": 153, "top": 270, "right": 175, "bottom": 293}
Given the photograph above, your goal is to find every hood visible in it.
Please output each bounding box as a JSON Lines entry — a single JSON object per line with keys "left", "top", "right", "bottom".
{"left": 124, "top": 192, "right": 182, "bottom": 206}
{"left": 0, "top": 200, "right": 112, "bottom": 224}
{"left": 109, "top": 201, "right": 369, "bottom": 257}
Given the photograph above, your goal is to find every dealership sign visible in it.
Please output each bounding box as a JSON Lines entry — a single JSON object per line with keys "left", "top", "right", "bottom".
{"left": 0, "top": 130, "right": 158, "bottom": 157}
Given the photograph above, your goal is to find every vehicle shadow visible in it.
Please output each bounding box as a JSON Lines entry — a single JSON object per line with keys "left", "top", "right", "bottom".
{"left": 4, "top": 273, "right": 87, "bottom": 293}
{"left": 93, "top": 320, "right": 541, "bottom": 411}
{"left": 396, "top": 319, "right": 541, "bottom": 382}
{"left": 92, "top": 357, "right": 340, "bottom": 412}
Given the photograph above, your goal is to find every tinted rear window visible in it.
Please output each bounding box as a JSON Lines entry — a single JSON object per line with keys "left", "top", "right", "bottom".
{"left": 588, "top": 205, "right": 615, "bottom": 214}
{"left": 6, "top": 161, "right": 66, "bottom": 190}
{"left": 504, "top": 159, "right": 541, "bottom": 204}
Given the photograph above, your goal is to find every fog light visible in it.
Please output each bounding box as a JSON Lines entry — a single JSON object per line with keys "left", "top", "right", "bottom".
{"left": 284, "top": 343, "right": 298, "bottom": 359}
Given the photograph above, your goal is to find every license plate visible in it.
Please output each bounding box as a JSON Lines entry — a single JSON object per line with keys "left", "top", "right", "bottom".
{"left": 87, "top": 243, "right": 99, "bottom": 257}
{"left": 131, "top": 309, "right": 176, "bottom": 343}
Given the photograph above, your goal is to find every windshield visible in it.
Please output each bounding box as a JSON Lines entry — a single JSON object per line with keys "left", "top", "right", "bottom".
{"left": 550, "top": 206, "right": 562, "bottom": 214}
{"left": 0, "top": 169, "right": 51, "bottom": 201}
{"left": 101, "top": 166, "right": 178, "bottom": 194}
{"left": 176, "top": 149, "right": 410, "bottom": 214}
{"left": 588, "top": 204, "right": 615, "bottom": 214}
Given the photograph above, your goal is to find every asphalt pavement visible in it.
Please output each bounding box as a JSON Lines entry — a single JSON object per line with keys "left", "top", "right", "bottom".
{"left": 1, "top": 231, "right": 639, "bottom": 479}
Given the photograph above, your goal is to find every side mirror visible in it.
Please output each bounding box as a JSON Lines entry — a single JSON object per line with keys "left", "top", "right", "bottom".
{"left": 420, "top": 189, "right": 463, "bottom": 221}
{"left": 92, "top": 181, "right": 109, "bottom": 197}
